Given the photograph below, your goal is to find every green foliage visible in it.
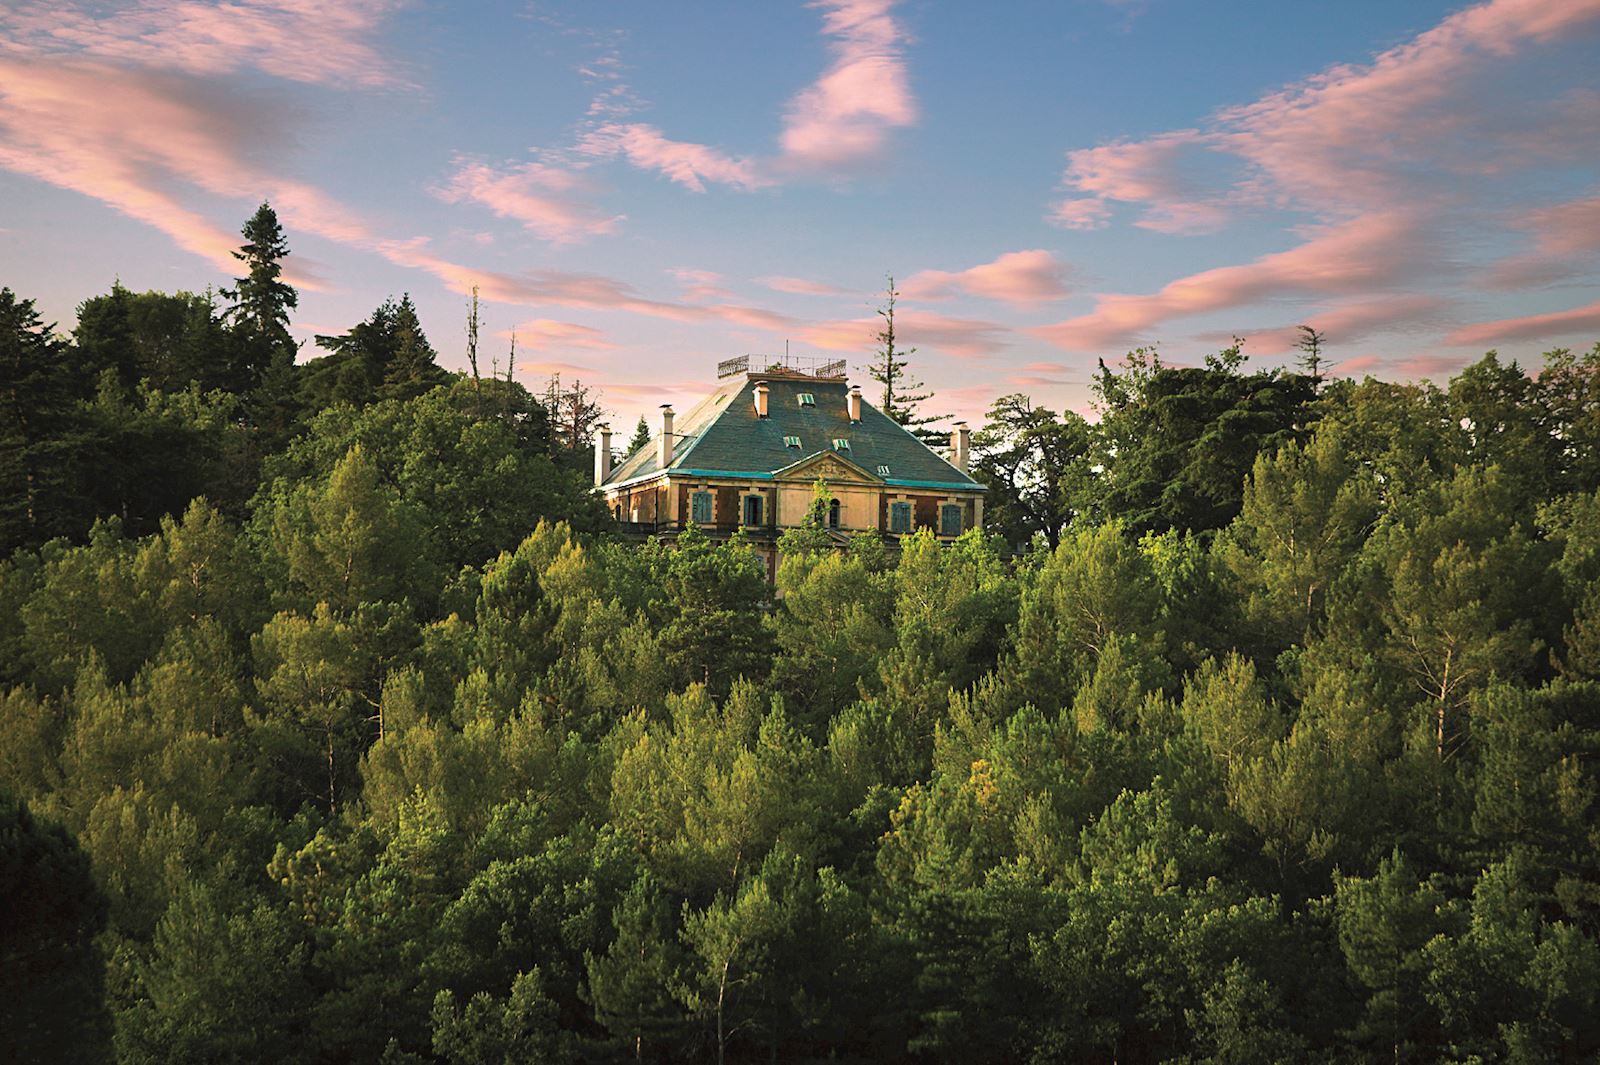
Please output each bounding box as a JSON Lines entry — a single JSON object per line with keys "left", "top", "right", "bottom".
{"left": 5, "top": 258, "right": 1600, "bottom": 1065}
{"left": 972, "top": 392, "right": 1095, "bottom": 549}
{"left": 0, "top": 793, "right": 112, "bottom": 1065}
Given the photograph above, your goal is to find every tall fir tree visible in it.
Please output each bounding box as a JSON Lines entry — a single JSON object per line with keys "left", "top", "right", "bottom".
{"left": 0, "top": 289, "right": 91, "bottom": 552}
{"left": 628, "top": 415, "right": 652, "bottom": 456}
{"left": 224, "top": 203, "right": 297, "bottom": 387}
{"left": 866, "top": 276, "right": 943, "bottom": 440}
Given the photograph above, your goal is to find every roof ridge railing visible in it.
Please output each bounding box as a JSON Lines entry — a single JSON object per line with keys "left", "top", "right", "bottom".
{"left": 717, "top": 353, "right": 847, "bottom": 379}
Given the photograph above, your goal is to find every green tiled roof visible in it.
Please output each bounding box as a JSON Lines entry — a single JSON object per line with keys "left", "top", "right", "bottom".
{"left": 603, "top": 376, "right": 980, "bottom": 491}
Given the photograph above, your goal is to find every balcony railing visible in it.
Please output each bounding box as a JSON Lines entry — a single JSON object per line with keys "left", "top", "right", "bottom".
{"left": 716, "top": 353, "right": 847, "bottom": 379}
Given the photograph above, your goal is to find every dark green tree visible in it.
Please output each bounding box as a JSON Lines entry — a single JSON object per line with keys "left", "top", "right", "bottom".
{"left": 0, "top": 289, "right": 91, "bottom": 552}
{"left": 0, "top": 793, "right": 113, "bottom": 1065}
{"left": 972, "top": 393, "right": 1095, "bottom": 550}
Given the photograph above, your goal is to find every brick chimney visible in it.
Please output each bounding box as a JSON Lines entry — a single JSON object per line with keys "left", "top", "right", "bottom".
{"left": 593, "top": 423, "right": 612, "bottom": 486}
{"left": 754, "top": 381, "right": 770, "bottom": 418}
{"left": 951, "top": 421, "right": 970, "bottom": 474}
{"left": 847, "top": 383, "right": 861, "bottom": 422}
{"left": 658, "top": 405, "right": 675, "bottom": 467}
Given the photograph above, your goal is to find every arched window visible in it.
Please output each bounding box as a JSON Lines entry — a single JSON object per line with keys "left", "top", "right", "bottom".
{"left": 828, "top": 498, "right": 841, "bottom": 529}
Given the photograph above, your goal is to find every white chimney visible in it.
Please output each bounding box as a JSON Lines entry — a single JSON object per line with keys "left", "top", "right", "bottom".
{"left": 754, "top": 381, "right": 770, "bottom": 418}
{"left": 658, "top": 405, "right": 675, "bottom": 467}
{"left": 847, "top": 384, "right": 861, "bottom": 422}
{"left": 951, "top": 421, "right": 970, "bottom": 474}
{"left": 593, "top": 423, "right": 612, "bottom": 486}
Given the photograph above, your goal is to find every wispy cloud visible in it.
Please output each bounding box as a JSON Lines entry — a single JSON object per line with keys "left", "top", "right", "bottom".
{"left": 1445, "top": 299, "right": 1600, "bottom": 347}
{"left": 1197, "top": 294, "right": 1452, "bottom": 355}
{"left": 1041, "top": 0, "right": 1600, "bottom": 351}
{"left": 575, "top": 124, "right": 765, "bottom": 193}
{"left": 0, "top": 0, "right": 411, "bottom": 89}
{"left": 1484, "top": 190, "right": 1600, "bottom": 289}
{"left": 502, "top": 320, "right": 617, "bottom": 353}
{"left": 1054, "top": 0, "right": 1600, "bottom": 231}
{"left": 774, "top": 0, "right": 918, "bottom": 174}
{"left": 1036, "top": 213, "right": 1428, "bottom": 351}
{"left": 456, "top": 0, "right": 918, "bottom": 235}
{"left": 0, "top": 57, "right": 332, "bottom": 280}
{"left": 801, "top": 309, "right": 1009, "bottom": 359}
{"left": 756, "top": 276, "right": 851, "bottom": 297}
{"left": 436, "top": 160, "right": 624, "bottom": 244}
{"left": 902, "top": 250, "right": 1071, "bottom": 307}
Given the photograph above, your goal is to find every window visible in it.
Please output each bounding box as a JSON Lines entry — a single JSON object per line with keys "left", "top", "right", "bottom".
{"left": 940, "top": 503, "right": 963, "bottom": 536}
{"left": 798, "top": 392, "right": 815, "bottom": 407}
{"left": 832, "top": 438, "right": 850, "bottom": 451}
{"left": 828, "top": 498, "right": 841, "bottom": 529}
{"left": 876, "top": 464, "right": 891, "bottom": 477}
{"left": 691, "top": 491, "right": 712, "bottom": 524}
{"left": 743, "top": 494, "right": 765, "bottom": 527}
{"left": 890, "top": 501, "right": 912, "bottom": 534}
{"left": 783, "top": 435, "right": 801, "bottom": 448}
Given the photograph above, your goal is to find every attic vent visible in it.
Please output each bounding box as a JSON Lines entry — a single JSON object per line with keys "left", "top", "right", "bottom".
{"left": 798, "top": 393, "right": 816, "bottom": 407}
{"left": 876, "top": 464, "right": 890, "bottom": 477}
{"left": 832, "top": 438, "right": 850, "bottom": 451}
{"left": 783, "top": 435, "right": 801, "bottom": 448}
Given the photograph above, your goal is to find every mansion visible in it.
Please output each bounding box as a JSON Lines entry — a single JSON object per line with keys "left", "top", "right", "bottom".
{"left": 594, "top": 355, "right": 984, "bottom": 573}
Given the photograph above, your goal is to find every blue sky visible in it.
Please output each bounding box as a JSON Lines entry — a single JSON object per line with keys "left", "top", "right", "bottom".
{"left": 2, "top": 0, "right": 1598, "bottom": 430}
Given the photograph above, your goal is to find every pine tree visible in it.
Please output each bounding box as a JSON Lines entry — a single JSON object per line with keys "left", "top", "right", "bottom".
{"left": 224, "top": 202, "right": 298, "bottom": 393}
{"left": 866, "top": 276, "right": 942, "bottom": 439}
{"left": 1296, "top": 325, "right": 1326, "bottom": 391}
{"left": 0, "top": 289, "right": 90, "bottom": 551}
{"left": 381, "top": 295, "right": 444, "bottom": 400}
{"left": 628, "top": 416, "right": 651, "bottom": 456}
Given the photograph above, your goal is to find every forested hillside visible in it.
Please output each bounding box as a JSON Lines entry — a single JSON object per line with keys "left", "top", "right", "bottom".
{"left": 4, "top": 207, "right": 1600, "bottom": 1064}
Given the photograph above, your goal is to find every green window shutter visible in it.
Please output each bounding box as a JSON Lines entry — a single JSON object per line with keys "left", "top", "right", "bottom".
{"left": 691, "top": 491, "right": 713, "bottom": 523}
{"left": 890, "top": 502, "right": 912, "bottom": 533}
{"left": 940, "top": 503, "right": 963, "bottom": 536}
{"left": 743, "top": 495, "right": 764, "bottom": 526}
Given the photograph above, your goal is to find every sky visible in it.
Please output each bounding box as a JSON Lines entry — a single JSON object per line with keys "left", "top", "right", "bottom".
{"left": 3, "top": 0, "right": 1599, "bottom": 431}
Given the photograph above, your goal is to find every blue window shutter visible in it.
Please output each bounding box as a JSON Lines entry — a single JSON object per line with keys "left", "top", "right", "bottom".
{"left": 692, "top": 491, "right": 712, "bottom": 523}
{"left": 940, "top": 504, "right": 962, "bottom": 536}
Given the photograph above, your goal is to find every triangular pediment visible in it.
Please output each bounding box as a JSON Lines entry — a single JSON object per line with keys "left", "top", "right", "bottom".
{"left": 773, "top": 450, "right": 883, "bottom": 485}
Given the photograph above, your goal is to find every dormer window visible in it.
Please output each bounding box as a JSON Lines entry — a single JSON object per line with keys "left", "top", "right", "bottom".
{"left": 798, "top": 393, "right": 816, "bottom": 407}
{"left": 783, "top": 435, "right": 801, "bottom": 448}
{"left": 832, "top": 438, "right": 850, "bottom": 451}
{"left": 876, "top": 464, "right": 890, "bottom": 477}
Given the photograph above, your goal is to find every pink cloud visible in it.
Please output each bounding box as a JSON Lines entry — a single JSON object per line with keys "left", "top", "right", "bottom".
{"left": 1445, "top": 299, "right": 1600, "bottom": 346}
{"left": 1049, "top": 0, "right": 1600, "bottom": 240}
{"left": 1003, "top": 360, "right": 1079, "bottom": 389}
{"left": 0, "top": 56, "right": 345, "bottom": 283}
{"left": 669, "top": 268, "right": 737, "bottom": 304}
{"left": 1052, "top": 196, "right": 1113, "bottom": 231}
{"left": 1390, "top": 352, "right": 1473, "bottom": 379}
{"left": 1330, "top": 354, "right": 1382, "bottom": 375}
{"left": 1053, "top": 131, "right": 1233, "bottom": 235}
{"left": 377, "top": 237, "right": 799, "bottom": 333}
{"left": 503, "top": 321, "right": 617, "bottom": 353}
{"left": 1197, "top": 294, "right": 1452, "bottom": 355}
{"left": 1484, "top": 191, "right": 1600, "bottom": 289}
{"left": 436, "top": 160, "right": 623, "bottom": 244}
{"left": 531, "top": 0, "right": 916, "bottom": 202}
{"left": 1035, "top": 213, "right": 1427, "bottom": 352}
{"left": 756, "top": 276, "right": 851, "bottom": 297}
{"left": 575, "top": 123, "right": 765, "bottom": 193}
{"left": 902, "top": 250, "right": 1071, "bottom": 307}
{"left": 800, "top": 310, "right": 1009, "bottom": 359}
{"left": 776, "top": 0, "right": 918, "bottom": 173}
{"left": 0, "top": 0, "right": 409, "bottom": 89}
